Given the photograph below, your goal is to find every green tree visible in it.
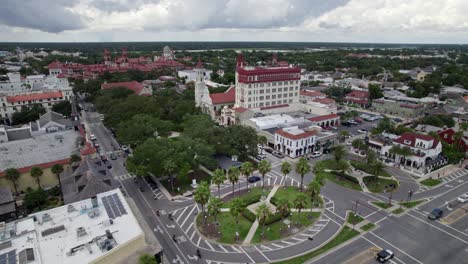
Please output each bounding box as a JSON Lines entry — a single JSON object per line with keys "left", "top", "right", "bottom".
{"left": 70, "top": 154, "right": 81, "bottom": 163}
{"left": 371, "top": 161, "right": 385, "bottom": 180}
{"left": 352, "top": 138, "right": 365, "bottom": 150}
{"left": 368, "top": 83, "right": 383, "bottom": 100}
{"left": 240, "top": 162, "right": 254, "bottom": 192}
{"left": 194, "top": 181, "right": 211, "bottom": 225}
{"left": 258, "top": 135, "right": 268, "bottom": 147}
{"left": 276, "top": 198, "right": 290, "bottom": 219}
{"left": 5, "top": 168, "right": 20, "bottom": 195}
{"left": 30, "top": 167, "right": 44, "bottom": 188}
{"left": 117, "top": 114, "right": 174, "bottom": 145}
{"left": 365, "top": 150, "right": 378, "bottom": 165}
{"left": 12, "top": 104, "right": 46, "bottom": 125}
{"left": 333, "top": 145, "right": 347, "bottom": 163}
{"left": 337, "top": 160, "right": 353, "bottom": 174}
{"left": 339, "top": 130, "right": 349, "bottom": 141}
{"left": 280, "top": 161, "right": 291, "bottom": 187}
{"left": 295, "top": 157, "right": 311, "bottom": 191}
{"left": 207, "top": 197, "right": 222, "bottom": 223}
{"left": 24, "top": 187, "right": 47, "bottom": 212}
{"left": 211, "top": 169, "right": 226, "bottom": 198}
{"left": 258, "top": 160, "right": 272, "bottom": 191}
{"left": 229, "top": 197, "right": 245, "bottom": 241}
{"left": 294, "top": 193, "right": 308, "bottom": 220}
{"left": 163, "top": 159, "right": 177, "bottom": 192}
{"left": 51, "top": 101, "right": 72, "bottom": 117}
{"left": 138, "top": 254, "right": 156, "bottom": 264}
{"left": 228, "top": 166, "right": 240, "bottom": 195}
{"left": 256, "top": 203, "right": 270, "bottom": 241}
{"left": 51, "top": 164, "right": 64, "bottom": 201}
{"left": 307, "top": 180, "right": 321, "bottom": 207}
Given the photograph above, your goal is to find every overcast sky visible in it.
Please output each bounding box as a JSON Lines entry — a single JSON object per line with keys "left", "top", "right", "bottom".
{"left": 1, "top": 0, "right": 467, "bottom": 43}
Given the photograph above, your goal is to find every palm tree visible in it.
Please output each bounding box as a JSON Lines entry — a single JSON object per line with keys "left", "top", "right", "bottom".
{"left": 256, "top": 203, "right": 270, "bottom": 241}
{"left": 352, "top": 138, "right": 364, "bottom": 150}
{"left": 294, "top": 193, "right": 308, "bottom": 221}
{"left": 307, "top": 180, "right": 321, "bottom": 207}
{"left": 69, "top": 154, "right": 81, "bottom": 163}
{"left": 337, "top": 160, "right": 353, "bottom": 174}
{"left": 339, "top": 130, "right": 349, "bottom": 141}
{"left": 313, "top": 161, "right": 326, "bottom": 175}
{"left": 399, "top": 146, "right": 412, "bottom": 166}
{"left": 30, "top": 167, "right": 43, "bottom": 188}
{"left": 453, "top": 131, "right": 464, "bottom": 151}
{"left": 211, "top": 169, "right": 226, "bottom": 198}
{"left": 366, "top": 150, "right": 378, "bottom": 165}
{"left": 240, "top": 162, "right": 254, "bottom": 192}
{"left": 371, "top": 161, "right": 385, "bottom": 180}
{"left": 163, "top": 159, "right": 177, "bottom": 192}
{"left": 295, "top": 157, "right": 311, "bottom": 191}
{"left": 229, "top": 198, "right": 245, "bottom": 241}
{"left": 280, "top": 161, "right": 291, "bottom": 187}
{"left": 228, "top": 166, "right": 240, "bottom": 195}
{"left": 276, "top": 198, "right": 290, "bottom": 218}
{"left": 258, "top": 135, "right": 268, "bottom": 148}
{"left": 194, "top": 181, "right": 211, "bottom": 225}
{"left": 460, "top": 122, "right": 468, "bottom": 132}
{"left": 207, "top": 197, "right": 222, "bottom": 223}
{"left": 333, "top": 145, "right": 347, "bottom": 163}
{"left": 51, "top": 163, "right": 64, "bottom": 201}
{"left": 5, "top": 168, "right": 20, "bottom": 195}
{"left": 257, "top": 160, "right": 272, "bottom": 191}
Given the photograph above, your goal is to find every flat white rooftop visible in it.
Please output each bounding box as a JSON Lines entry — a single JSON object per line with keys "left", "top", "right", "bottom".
{"left": 0, "top": 189, "right": 143, "bottom": 264}
{"left": 0, "top": 130, "right": 79, "bottom": 171}
{"left": 250, "top": 114, "right": 296, "bottom": 129}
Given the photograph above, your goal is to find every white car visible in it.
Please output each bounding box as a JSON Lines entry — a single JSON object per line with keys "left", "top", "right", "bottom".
{"left": 457, "top": 193, "right": 468, "bottom": 203}
{"left": 357, "top": 129, "right": 367, "bottom": 133}
{"left": 90, "top": 134, "right": 96, "bottom": 141}
{"left": 346, "top": 141, "right": 352, "bottom": 146}
{"left": 309, "top": 152, "right": 322, "bottom": 158}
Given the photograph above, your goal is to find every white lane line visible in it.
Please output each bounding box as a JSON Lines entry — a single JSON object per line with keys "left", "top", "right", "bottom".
{"left": 367, "top": 232, "right": 424, "bottom": 264}
{"left": 230, "top": 246, "right": 242, "bottom": 253}
{"left": 254, "top": 245, "right": 271, "bottom": 262}
{"left": 408, "top": 211, "right": 468, "bottom": 240}
{"left": 271, "top": 243, "right": 284, "bottom": 249}
{"left": 218, "top": 244, "right": 228, "bottom": 253}
{"left": 190, "top": 230, "right": 196, "bottom": 240}
{"left": 289, "top": 237, "right": 304, "bottom": 242}
{"left": 281, "top": 240, "right": 295, "bottom": 245}
{"left": 176, "top": 206, "right": 189, "bottom": 223}
{"left": 240, "top": 247, "right": 255, "bottom": 263}
{"left": 407, "top": 213, "right": 468, "bottom": 245}
{"left": 364, "top": 209, "right": 381, "bottom": 219}
{"left": 196, "top": 237, "right": 201, "bottom": 246}
{"left": 204, "top": 240, "right": 215, "bottom": 251}
{"left": 361, "top": 236, "right": 409, "bottom": 264}
{"left": 375, "top": 216, "right": 388, "bottom": 225}
{"left": 180, "top": 206, "right": 197, "bottom": 228}
{"left": 185, "top": 222, "right": 194, "bottom": 233}
{"left": 260, "top": 245, "right": 272, "bottom": 251}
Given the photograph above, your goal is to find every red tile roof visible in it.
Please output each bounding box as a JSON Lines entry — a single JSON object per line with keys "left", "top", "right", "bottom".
{"left": 393, "top": 132, "right": 439, "bottom": 148}
{"left": 6, "top": 91, "right": 63, "bottom": 103}
{"left": 275, "top": 128, "right": 317, "bottom": 140}
{"left": 101, "top": 81, "right": 144, "bottom": 95}
{"left": 234, "top": 107, "right": 248, "bottom": 113}
{"left": 300, "top": 90, "right": 325, "bottom": 97}
{"left": 259, "top": 104, "right": 289, "bottom": 110}
{"left": 0, "top": 158, "right": 70, "bottom": 177}
{"left": 313, "top": 98, "right": 335, "bottom": 105}
{"left": 209, "top": 86, "right": 235, "bottom": 104}
{"left": 346, "top": 90, "right": 369, "bottom": 98}
{"left": 308, "top": 114, "right": 340, "bottom": 122}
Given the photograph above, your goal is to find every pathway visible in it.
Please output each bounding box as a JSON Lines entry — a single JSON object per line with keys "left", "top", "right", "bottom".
{"left": 243, "top": 185, "right": 281, "bottom": 244}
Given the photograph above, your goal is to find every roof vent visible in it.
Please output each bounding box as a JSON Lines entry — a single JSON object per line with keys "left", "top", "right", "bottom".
{"left": 76, "top": 227, "right": 87, "bottom": 238}
{"left": 87, "top": 208, "right": 100, "bottom": 219}
{"left": 67, "top": 205, "right": 76, "bottom": 213}
{"left": 42, "top": 213, "right": 52, "bottom": 222}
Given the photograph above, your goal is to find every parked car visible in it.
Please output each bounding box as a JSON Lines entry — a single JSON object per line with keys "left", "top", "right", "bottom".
{"left": 264, "top": 148, "right": 273, "bottom": 153}
{"left": 342, "top": 122, "right": 351, "bottom": 127}
{"left": 121, "top": 145, "right": 130, "bottom": 153}
{"left": 272, "top": 151, "right": 284, "bottom": 158}
{"left": 346, "top": 141, "right": 352, "bottom": 146}
{"left": 107, "top": 163, "right": 112, "bottom": 169}
{"left": 256, "top": 154, "right": 265, "bottom": 160}
{"left": 100, "top": 115, "right": 104, "bottom": 121}
{"left": 428, "top": 208, "right": 443, "bottom": 220}
{"left": 354, "top": 118, "right": 363, "bottom": 123}
{"left": 309, "top": 152, "right": 322, "bottom": 158}
{"left": 93, "top": 142, "right": 100, "bottom": 148}
{"left": 357, "top": 129, "right": 367, "bottom": 133}
{"left": 330, "top": 126, "right": 338, "bottom": 130}
{"left": 376, "top": 249, "right": 394, "bottom": 263}
{"left": 100, "top": 154, "right": 108, "bottom": 162}
{"left": 90, "top": 134, "right": 97, "bottom": 141}
{"left": 457, "top": 193, "right": 468, "bottom": 203}
{"left": 248, "top": 176, "right": 261, "bottom": 183}
{"left": 110, "top": 153, "right": 117, "bottom": 160}
{"left": 347, "top": 120, "right": 358, "bottom": 125}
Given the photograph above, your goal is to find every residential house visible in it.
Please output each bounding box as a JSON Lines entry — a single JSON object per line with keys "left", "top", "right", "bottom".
{"left": 345, "top": 90, "right": 370, "bottom": 108}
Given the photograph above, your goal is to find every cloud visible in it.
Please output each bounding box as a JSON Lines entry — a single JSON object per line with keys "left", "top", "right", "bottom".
{"left": 0, "top": 0, "right": 85, "bottom": 33}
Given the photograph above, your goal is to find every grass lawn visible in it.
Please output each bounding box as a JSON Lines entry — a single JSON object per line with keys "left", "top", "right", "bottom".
{"left": 371, "top": 201, "right": 392, "bottom": 209}
{"left": 221, "top": 187, "right": 269, "bottom": 208}
{"left": 319, "top": 172, "right": 362, "bottom": 191}
{"left": 347, "top": 212, "right": 364, "bottom": 225}
{"left": 320, "top": 159, "right": 342, "bottom": 170}
{"left": 361, "top": 223, "right": 375, "bottom": 231}
{"left": 273, "top": 226, "right": 360, "bottom": 264}
{"left": 350, "top": 160, "right": 391, "bottom": 177}
{"left": 196, "top": 212, "right": 252, "bottom": 244}
{"left": 392, "top": 208, "right": 405, "bottom": 214}
{"left": 363, "top": 176, "right": 398, "bottom": 193}
{"left": 272, "top": 186, "right": 318, "bottom": 209}
{"left": 399, "top": 200, "right": 424, "bottom": 208}
{"left": 160, "top": 169, "right": 211, "bottom": 195}
{"left": 251, "top": 212, "right": 320, "bottom": 244}
{"left": 420, "top": 178, "right": 442, "bottom": 187}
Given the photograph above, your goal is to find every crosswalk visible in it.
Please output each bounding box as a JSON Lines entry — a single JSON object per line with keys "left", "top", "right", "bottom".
{"left": 416, "top": 169, "right": 467, "bottom": 193}
{"left": 114, "top": 173, "right": 135, "bottom": 181}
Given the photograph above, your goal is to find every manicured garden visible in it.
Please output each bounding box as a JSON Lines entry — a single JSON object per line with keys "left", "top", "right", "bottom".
{"left": 196, "top": 212, "right": 253, "bottom": 244}
{"left": 420, "top": 178, "right": 442, "bottom": 187}
{"left": 271, "top": 186, "right": 317, "bottom": 209}
{"left": 221, "top": 187, "right": 270, "bottom": 208}
{"left": 251, "top": 212, "right": 320, "bottom": 243}
{"left": 350, "top": 160, "right": 391, "bottom": 177}
{"left": 319, "top": 171, "right": 362, "bottom": 191}
{"left": 363, "top": 176, "right": 399, "bottom": 193}
{"left": 347, "top": 212, "right": 364, "bottom": 225}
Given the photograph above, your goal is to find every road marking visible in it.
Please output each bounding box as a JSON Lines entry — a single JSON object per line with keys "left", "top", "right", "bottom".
{"left": 153, "top": 225, "right": 163, "bottom": 234}
{"left": 230, "top": 246, "right": 242, "bottom": 253}
{"left": 172, "top": 255, "right": 183, "bottom": 264}
{"left": 239, "top": 247, "right": 255, "bottom": 263}
{"left": 190, "top": 230, "right": 196, "bottom": 240}
{"left": 281, "top": 240, "right": 295, "bottom": 245}
{"left": 254, "top": 245, "right": 271, "bottom": 262}
{"left": 176, "top": 206, "right": 189, "bottom": 222}
{"left": 364, "top": 209, "right": 381, "bottom": 219}
{"left": 366, "top": 233, "right": 424, "bottom": 264}
{"left": 166, "top": 224, "right": 175, "bottom": 229}
{"left": 196, "top": 237, "right": 201, "bottom": 246}
{"left": 185, "top": 222, "right": 194, "bottom": 233}
{"left": 410, "top": 210, "right": 468, "bottom": 239}
{"left": 271, "top": 243, "right": 284, "bottom": 249}
{"left": 290, "top": 237, "right": 303, "bottom": 242}
{"left": 180, "top": 206, "right": 197, "bottom": 228}
{"left": 204, "top": 240, "right": 215, "bottom": 251}
{"left": 218, "top": 244, "right": 229, "bottom": 253}
{"left": 187, "top": 255, "right": 198, "bottom": 261}
{"left": 406, "top": 212, "right": 468, "bottom": 244}
{"left": 260, "top": 245, "right": 272, "bottom": 251}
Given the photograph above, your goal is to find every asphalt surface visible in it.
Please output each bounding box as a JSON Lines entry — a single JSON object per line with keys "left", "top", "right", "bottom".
{"left": 81, "top": 103, "right": 468, "bottom": 264}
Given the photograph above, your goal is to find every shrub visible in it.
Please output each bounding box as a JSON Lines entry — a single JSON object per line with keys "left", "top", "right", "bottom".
{"left": 270, "top": 196, "right": 279, "bottom": 207}
{"left": 331, "top": 171, "right": 359, "bottom": 184}
{"left": 263, "top": 212, "right": 284, "bottom": 225}
{"left": 242, "top": 208, "right": 256, "bottom": 222}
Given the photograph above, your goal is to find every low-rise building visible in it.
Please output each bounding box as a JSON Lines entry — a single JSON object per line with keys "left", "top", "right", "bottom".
{"left": 101, "top": 81, "right": 152, "bottom": 96}
{"left": 0, "top": 186, "right": 16, "bottom": 222}
{"left": 437, "top": 128, "right": 468, "bottom": 153}
{"left": 345, "top": 90, "right": 370, "bottom": 108}
{"left": 0, "top": 189, "right": 151, "bottom": 264}
{"left": 178, "top": 60, "right": 212, "bottom": 82}
{"left": 308, "top": 114, "right": 340, "bottom": 128}
{"left": 371, "top": 99, "right": 426, "bottom": 118}
{"left": 274, "top": 126, "right": 317, "bottom": 158}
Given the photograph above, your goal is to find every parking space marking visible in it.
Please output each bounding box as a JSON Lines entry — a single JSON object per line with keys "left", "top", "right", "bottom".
{"left": 218, "top": 244, "right": 229, "bottom": 253}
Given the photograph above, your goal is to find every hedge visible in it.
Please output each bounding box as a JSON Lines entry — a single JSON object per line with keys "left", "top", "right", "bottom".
{"left": 242, "top": 208, "right": 256, "bottom": 222}
{"left": 262, "top": 212, "right": 284, "bottom": 225}
{"left": 330, "top": 171, "right": 359, "bottom": 184}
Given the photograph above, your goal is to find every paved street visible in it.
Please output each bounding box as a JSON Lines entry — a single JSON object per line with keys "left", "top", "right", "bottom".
{"left": 81, "top": 105, "right": 468, "bottom": 264}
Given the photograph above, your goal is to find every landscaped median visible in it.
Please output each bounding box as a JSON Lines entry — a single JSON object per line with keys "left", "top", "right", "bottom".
{"left": 362, "top": 176, "right": 399, "bottom": 193}
{"left": 350, "top": 160, "right": 391, "bottom": 177}
{"left": 420, "top": 178, "right": 442, "bottom": 187}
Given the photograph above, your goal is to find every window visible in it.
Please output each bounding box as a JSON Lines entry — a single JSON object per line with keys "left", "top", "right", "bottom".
{"left": 266, "top": 102, "right": 270, "bottom": 106}
{"left": 259, "top": 96, "right": 264, "bottom": 100}
{"left": 278, "top": 94, "right": 282, "bottom": 98}
{"left": 248, "top": 91, "right": 252, "bottom": 95}
{"left": 273, "top": 82, "right": 277, "bottom": 86}
{"left": 259, "top": 102, "right": 264, "bottom": 107}
{"left": 260, "top": 89, "right": 264, "bottom": 94}
{"left": 283, "top": 93, "right": 288, "bottom": 98}
{"left": 272, "top": 88, "right": 276, "bottom": 93}
{"left": 278, "top": 88, "right": 282, "bottom": 92}
{"left": 289, "top": 99, "right": 293, "bottom": 103}
{"left": 289, "top": 87, "right": 293, "bottom": 91}
{"left": 266, "top": 95, "right": 270, "bottom": 99}
{"left": 266, "top": 89, "right": 270, "bottom": 93}
{"left": 283, "top": 99, "right": 287, "bottom": 104}
{"left": 272, "top": 95, "right": 276, "bottom": 99}
{"left": 289, "top": 93, "right": 293, "bottom": 97}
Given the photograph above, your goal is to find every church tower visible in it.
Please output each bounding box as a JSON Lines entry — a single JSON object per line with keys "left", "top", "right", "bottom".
{"left": 103, "top": 48, "right": 111, "bottom": 65}
{"left": 194, "top": 59, "right": 209, "bottom": 108}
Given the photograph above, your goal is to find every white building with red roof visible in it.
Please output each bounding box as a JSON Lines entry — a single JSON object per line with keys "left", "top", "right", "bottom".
{"left": 300, "top": 90, "right": 326, "bottom": 102}
{"left": 178, "top": 58, "right": 213, "bottom": 82}
{"left": 308, "top": 114, "right": 340, "bottom": 128}
{"left": 345, "top": 90, "right": 370, "bottom": 107}
{"left": 274, "top": 126, "right": 317, "bottom": 158}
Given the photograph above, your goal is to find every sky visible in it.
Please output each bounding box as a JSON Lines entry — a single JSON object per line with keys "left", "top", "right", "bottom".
{"left": 0, "top": 0, "right": 468, "bottom": 43}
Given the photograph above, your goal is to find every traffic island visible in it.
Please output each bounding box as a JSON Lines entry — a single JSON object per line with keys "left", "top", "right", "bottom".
{"left": 420, "top": 178, "right": 442, "bottom": 187}
{"left": 399, "top": 199, "right": 424, "bottom": 208}
{"left": 196, "top": 212, "right": 253, "bottom": 244}
{"left": 363, "top": 176, "right": 399, "bottom": 193}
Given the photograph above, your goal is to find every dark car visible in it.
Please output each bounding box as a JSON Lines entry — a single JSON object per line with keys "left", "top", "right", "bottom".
{"left": 341, "top": 122, "right": 351, "bottom": 127}
{"left": 264, "top": 148, "right": 273, "bottom": 154}
{"left": 248, "top": 176, "right": 261, "bottom": 183}
{"left": 428, "top": 208, "right": 443, "bottom": 220}
{"left": 139, "top": 187, "right": 144, "bottom": 192}
{"left": 272, "top": 151, "right": 285, "bottom": 158}
{"left": 107, "top": 163, "right": 112, "bottom": 169}
{"left": 376, "top": 249, "right": 394, "bottom": 263}
{"left": 110, "top": 153, "right": 117, "bottom": 160}
{"left": 100, "top": 155, "right": 108, "bottom": 162}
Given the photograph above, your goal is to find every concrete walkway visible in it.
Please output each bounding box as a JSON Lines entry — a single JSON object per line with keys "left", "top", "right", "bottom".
{"left": 243, "top": 185, "right": 281, "bottom": 244}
